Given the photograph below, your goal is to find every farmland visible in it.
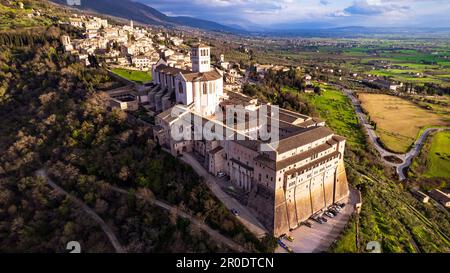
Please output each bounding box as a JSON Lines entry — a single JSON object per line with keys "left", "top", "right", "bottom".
{"left": 215, "top": 37, "right": 450, "bottom": 91}
{"left": 410, "top": 130, "right": 450, "bottom": 183}
{"left": 423, "top": 130, "right": 450, "bottom": 179}
{"left": 358, "top": 93, "right": 449, "bottom": 153}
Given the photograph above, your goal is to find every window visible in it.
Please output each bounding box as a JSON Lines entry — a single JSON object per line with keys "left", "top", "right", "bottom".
{"left": 203, "top": 82, "right": 208, "bottom": 94}
{"left": 178, "top": 82, "right": 183, "bottom": 94}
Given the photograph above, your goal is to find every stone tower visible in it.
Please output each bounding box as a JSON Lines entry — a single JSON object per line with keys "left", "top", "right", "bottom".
{"left": 191, "top": 43, "right": 211, "bottom": 73}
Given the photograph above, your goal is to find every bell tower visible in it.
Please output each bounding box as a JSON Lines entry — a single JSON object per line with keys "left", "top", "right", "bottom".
{"left": 191, "top": 43, "right": 211, "bottom": 73}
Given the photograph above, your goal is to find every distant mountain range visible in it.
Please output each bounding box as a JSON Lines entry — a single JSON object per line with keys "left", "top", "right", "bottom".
{"left": 50, "top": 0, "right": 239, "bottom": 33}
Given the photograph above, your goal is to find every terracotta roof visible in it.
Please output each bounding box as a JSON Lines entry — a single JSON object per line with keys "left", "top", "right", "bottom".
{"left": 254, "top": 141, "right": 337, "bottom": 170}
{"left": 182, "top": 70, "right": 222, "bottom": 82}
{"left": 284, "top": 151, "right": 340, "bottom": 177}
{"left": 276, "top": 142, "right": 335, "bottom": 170}
{"left": 154, "top": 64, "right": 188, "bottom": 75}
{"left": 209, "top": 146, "right": 223, "bottom": 155}
{"left": 230, "top": 158, "right": 254, "bottom": 171}
{"left": 191, "top": 42, "right": 209, "bottom": 48}
{"left": 235, "top": 139, "right": 260, "bottom": 152}
{"left": 275, "top": 126, "right": 334, "bottom": 153}
{"left": 429, "top": 189, "right": 450, "bottom": 205}
{"left": 332, "top": 135, "right": 346, "bottom": 142}
{"left": 157, "top": 107, "right": 180, "bottom": 123}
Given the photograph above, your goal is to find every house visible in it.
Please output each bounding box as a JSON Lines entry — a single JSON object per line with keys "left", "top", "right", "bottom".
{"left": 413, "top": 190, "right": 430, "bottom": 203}
{"left": 304, "top": 74, "right": 312, "bottom": 85}
{"left": 170, "top": 37, "right": 183, "bottom": 46}
{"left": 106, "top": 85, "right": 143, "bottom": 112}
{"left": 132, "top": 56, "right": 152, "bottom": 69}
{"left": 429, "top": 189, "right": 450, "bottom": 207}
{"left": 363, "top": 78, "right": 403, "bottom": 91}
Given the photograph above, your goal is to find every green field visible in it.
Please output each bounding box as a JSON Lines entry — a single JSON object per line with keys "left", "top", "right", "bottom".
{"left": 423, "top": 131, "right": 450, "bottom": 179}
{"left": 300, "top": 85, "right": 366, "bottom": 150}
{"left": 111, "top": 68, "right": 152, "bottom": 84}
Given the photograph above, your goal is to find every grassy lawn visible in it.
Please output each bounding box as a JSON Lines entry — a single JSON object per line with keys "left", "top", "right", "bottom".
{"left": 300, "top": 86, "right": 366, "bottom": 150}
{"left": 358, "top": 93, "right": 449, "bottom": 153}
{"left": 281, "top": 86, "right": 300, "bottom": 93}
{"left": 423, "top": 131, "right": 450, "bottom": 179}
{"left": 330, "top": 216, "right": 357, "bottom": 253}
{"left": 111, "top": 68, "right": 152, "bottom": 84}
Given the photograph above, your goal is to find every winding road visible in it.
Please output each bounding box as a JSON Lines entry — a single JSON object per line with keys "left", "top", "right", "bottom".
{"left": 36, "top": 169, "right": 245, "bottom": 253}
{"left": 341, "top": 89, "right": 449, "bottom": 180}
{"left": 105, "top": 183, "right": 246, "bottom": 252}
{"left": 179, "top": 152, "right": 268, "bottom": 238}
{"left": 36, "top": 169, "right": 127, "bottom": 253}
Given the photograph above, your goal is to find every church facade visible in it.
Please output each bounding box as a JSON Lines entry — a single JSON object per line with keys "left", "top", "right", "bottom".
{"left": 151, "top": 43, "right": 223, "bottom": 116}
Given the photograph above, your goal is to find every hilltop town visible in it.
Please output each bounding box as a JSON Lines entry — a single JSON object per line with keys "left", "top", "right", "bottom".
{"left": 0, "top": 0, "right": 449, "bottom": 255}
{"left": 58, "top": 14, "right": 353, "bottom": 240}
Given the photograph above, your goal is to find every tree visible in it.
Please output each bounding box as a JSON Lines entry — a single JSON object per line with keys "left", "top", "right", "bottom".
{"left": 314, "top": 86, "right": 321, "bottom": 95}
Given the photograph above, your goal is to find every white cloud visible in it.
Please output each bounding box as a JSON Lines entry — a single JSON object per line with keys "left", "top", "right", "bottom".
{"left": 141, "top": 0, "right": 450, "bottom": 28}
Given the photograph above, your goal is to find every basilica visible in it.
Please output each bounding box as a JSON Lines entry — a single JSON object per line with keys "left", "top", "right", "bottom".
{"left": 150, "top": 43, "right": 349, "bottom": 236}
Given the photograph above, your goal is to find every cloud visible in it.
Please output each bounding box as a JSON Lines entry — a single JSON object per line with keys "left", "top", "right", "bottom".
{"left": 344, "top": 0, "right": 410, "bottom": 15}
{"left": 140, "top": 0, "right": 450, "bottom": 28}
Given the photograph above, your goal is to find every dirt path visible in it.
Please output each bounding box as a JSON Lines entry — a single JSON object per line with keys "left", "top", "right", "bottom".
{"left": 105, "top": 184, "right": 246, "bottom": 253}
{"left": 36, "top": 169, "right": 126, "bottom": 253}
{"left": 37, "top": 169, "right": 246, "bottom": 253}
{"left": 179, "top": 152, "right": 268, "bottom": 238}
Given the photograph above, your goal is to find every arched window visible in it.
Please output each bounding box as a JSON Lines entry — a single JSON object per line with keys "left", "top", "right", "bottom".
{"left": 203, "top": 82, "right": 208, "bottom": 94}
{"left": 178, "top": 82, "right": 183, "bottom": 94}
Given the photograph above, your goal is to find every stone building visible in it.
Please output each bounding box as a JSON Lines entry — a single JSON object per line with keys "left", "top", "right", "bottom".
{"left": 151, "top": 44, "right": 349, "bottom": 236}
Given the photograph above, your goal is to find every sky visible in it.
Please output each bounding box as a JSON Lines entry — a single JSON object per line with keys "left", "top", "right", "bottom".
{"left": 139, "top": 0, "right": 450, "bottom": 29}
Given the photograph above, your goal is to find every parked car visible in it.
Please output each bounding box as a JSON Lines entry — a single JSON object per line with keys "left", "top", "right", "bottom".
{"left": 319, "top": 216, "right": 328, "bottom": 222}
{"left": 312, "top": 217, "right": 324, "bottom": 224}
{"left": 303, "top": 221, "right": 313, "bottom": 228}
{"left": 324, "top": 211, "right": 334, "bottom": 218}
{"left": 217, "top": 171, "right": 226, "bottom": 178}
{"left": 328, "top": 208, "right": 338, "bottom": 215}
{"left": 231, "top": 209, "right": 239, "bottom": 216}
{"left": 332, "top": 205, "right": 342, "bottom": 212}
{"left": 277, "top": 239, "right": 293, "bottom": 253}
{"left": 286, "top": 235, "right": 294, "bottom": 242}
{"left": 336, "top": 202, "right": 346, "bottom": 208}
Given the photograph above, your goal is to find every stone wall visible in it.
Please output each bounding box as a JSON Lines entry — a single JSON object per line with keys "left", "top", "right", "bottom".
{"left": 253, "top": 158, "right": 349, "bottom": 237}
